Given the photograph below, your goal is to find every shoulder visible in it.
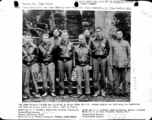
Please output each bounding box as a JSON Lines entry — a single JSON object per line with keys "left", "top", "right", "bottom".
{"left": 122, "top": 40, "right": 130, "bottom": 46}
{"left": 86, "top": 45, "right": 90, "bottom": 49}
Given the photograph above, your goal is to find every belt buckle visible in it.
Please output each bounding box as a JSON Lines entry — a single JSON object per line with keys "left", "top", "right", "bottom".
{"left": 64, "top": 59, "right": 66, "bottom": 62}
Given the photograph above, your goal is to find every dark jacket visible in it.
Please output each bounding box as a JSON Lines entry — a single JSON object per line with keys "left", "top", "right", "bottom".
{"left": 56, "top": 39, "right": 75, "bottom": 63}
{"left": 75, "top": 44, "right": 92, "bottom": 66}
{"left": 22, "top": 43, "right": 38, "bottom": 66}
{"left": 38, "top": 40, "right": 56, "bottom": 65}
{"left": 90, "top": 36, "right": 110, "bottom": 59}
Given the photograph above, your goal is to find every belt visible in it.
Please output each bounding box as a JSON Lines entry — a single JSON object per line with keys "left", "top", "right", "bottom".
{"left": 59, "top": 57, "right": 72, "bottom": 62}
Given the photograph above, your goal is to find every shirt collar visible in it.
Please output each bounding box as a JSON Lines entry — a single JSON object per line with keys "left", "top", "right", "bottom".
{"left": 78, "top": 43, "right": 87, "bottom": 48}
{"left": 95, "top": 36, "right": 103, "bottom": 41}
{"left": 117, "top": 39, "right": 123, "bottom": 43}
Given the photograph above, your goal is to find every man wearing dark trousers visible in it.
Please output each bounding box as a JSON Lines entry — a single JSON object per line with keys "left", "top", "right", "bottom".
{"left": 22, "top": 32, "right": 40, "bottom": 99}
{"left": 50, "top": 28, "right": 62, "bottom": 81}
{"left": 38, "top": 33, "right": 56, "bottom": 97}
{"left": 75, "top": 34, "right": 92, "bottom": 99}
{"left": 90, "top": 27, "right": 110, "bottom": 97}
{"left": 57, "top": 30, "right": 75, "bottom": 96}
{"left": 110, "top": 29, "right": 130, "bottom": 97}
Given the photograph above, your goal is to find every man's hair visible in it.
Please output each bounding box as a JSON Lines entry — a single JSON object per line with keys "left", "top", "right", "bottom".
{"left": 62, "top": 30, "right": 68, "bottom": 35}
{"left": 53, "top": 28, "right": 60, "bottom": 33}
{"left": 25, "top": 32, "right": 31, "bottom": 37}
{"left": 116, "top": 29, "right": 123, "bottom": 34}
{"left": 79, "top": 34, "right": 85, "bottom": 39}
{"left": 95, "top": 27, "right": 102, "bottom": 31}
{"left": 83, "top": 29, "right": 90, "bottom": 33}
{"left": 42, "top": 32, "right": 49, "bottom": 37}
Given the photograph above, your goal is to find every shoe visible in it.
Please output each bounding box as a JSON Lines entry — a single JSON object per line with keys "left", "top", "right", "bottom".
{"left": 86, "top": 94, "right": 91, "bottom": 98}
{"left": 42, "top": 92, "right": 48, "bottom": 97}
{"left": 93, "top": 93, "right": 98, "bottom": 97}
{"left": 23, "top": 95, "right": 28, "bottom": 99}
{"left": 35, "top": 94, "right": 41, "bottom": 98}
{"left": 51, "top": 92, "right": 56, "bottom": 97}
{"left": 101, "top": 91, "right": 106, "bottom": 97}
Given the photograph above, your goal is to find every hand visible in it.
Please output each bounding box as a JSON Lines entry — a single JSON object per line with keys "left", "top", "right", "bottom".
{"left": 89, "top": 66, "right": 92, "bottom": 70}
{"left": 110, "top": 65, "right": 113, "bottom": 69}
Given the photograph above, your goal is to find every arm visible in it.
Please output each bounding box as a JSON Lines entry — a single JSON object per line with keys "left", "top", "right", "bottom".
{"left": 72, "top": 44, "right": 76, "bottom": 68}
{"left": 126, "top": 42, "right": 131, "bottom": 67}
{"left": 109, "top": 42, "right": 113, "bottom": 66}
{"left": 105, "top": 39, "right": 110, "bottom": 57}
{"left": 88, "top": 48, "right": 92, "bottom": 66}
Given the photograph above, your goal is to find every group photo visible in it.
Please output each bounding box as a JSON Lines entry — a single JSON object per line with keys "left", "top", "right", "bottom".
{"left": 22, "top": 10, "right": 131, "bottom": 102}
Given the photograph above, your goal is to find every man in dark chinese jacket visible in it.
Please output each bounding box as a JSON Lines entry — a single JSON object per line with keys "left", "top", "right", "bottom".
{"left": 38, "top": 33, "right": 56, "bottom": 97}
{"left": 75, "top": 34, "right": 92, "bottom": 98}
{"left": 90, "top": 27, "right": 110, "bottom": 97}
{"left": 57, "top": 30, "right": 75, "bottom": 96}
{"left": 22, "top": 32, "right": 40, "bottom": 99}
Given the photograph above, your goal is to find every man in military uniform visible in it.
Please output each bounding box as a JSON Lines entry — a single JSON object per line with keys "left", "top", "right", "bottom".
{"left": 84, "top": 29, "right": 92, "bottom": 45}
{"left": 57, "top": 30, "right": 75, "bottom": 96}
{"left": 90, "top": 27, "right": 110, "bottom": 97}
{"left": 38, "top": 33, "right": 56, "bottom": 97}
{"left": 50, "top": 28, "right": 62, "bottom": 81}
{"left": 75, "top": 34, "right": 92, "bottom": 98}
{"left": 110, "top": 29, "right": 130, "bottom": 96}
{"left": 22, "top": 32, "right": 40, "bottom": 99}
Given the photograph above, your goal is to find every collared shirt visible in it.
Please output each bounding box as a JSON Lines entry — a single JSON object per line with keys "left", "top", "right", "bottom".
{"left": 75, "top": 44, "right": 92, "bottom": 66}
{"left": 110, "top": 39, "right": 130, "bottom": 68}
{"left": 22, "top": 43, "right": 38, "bottom": 66}
{"left": 90, "top": 36, "right": 110, "bottom": 59}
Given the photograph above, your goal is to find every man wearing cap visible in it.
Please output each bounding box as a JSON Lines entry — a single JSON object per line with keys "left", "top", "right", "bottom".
{"left": 22, "top": 33, "right": 40, "bottom": 99}
{"left": 38, "top": 33, "right": 56, "bottom": 97}
{"left": 75, "top": 34, "right": 92, "bottom": 99}
{"left": 90, "top": 27, "right": 110, "bottom": 97}
{"left": 110, "top": 29, "right": 130, "bottom": 97}
{"left": 57, "top": 30, "right": 75, "bottom": 96}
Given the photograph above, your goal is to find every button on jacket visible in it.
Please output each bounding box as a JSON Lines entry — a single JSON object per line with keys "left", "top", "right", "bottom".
{"left": 90, "top": 36, "right": 110, "bottom": 59}
{"left": 57, "top": 39, "right": 75, "bottom": 63}
{"left": 75, "top": 44, "right": 92, "bottom": 66}
{"left": 110, "top": 39, "right": 130, "bottom": 68}
{"left": 22, "top": 43, "right": 38, "bottom": 66}
{"left": 38, "top": 40, "right": 56, "bottom": 64}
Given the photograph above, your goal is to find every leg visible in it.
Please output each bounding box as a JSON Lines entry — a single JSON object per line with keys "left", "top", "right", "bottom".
{"left": 23, "top": 65, "right": 31, "bottom": 97}
{"left": 120, "top": 68, "right": 127, "bottom": 94}
{"left": 41, "top": 63, "right": 48, "bottom": 93}
{"left": 83, "top": 65, "right": 91, "bottom": 94}
{"left": 113, "top": 67, "right": 120, "bottom": 94}
{"left": 58, "top": 60, "right": 65, "bottom": 95}
{"left": 76, "top": 65, "right": 83, "bottom": 95}
{"left": 30, "top": 63, "right": 39, "bottom": 94}
{"left": 100, "top": 58, "right": 107, "bottom": 95}
{"left": 92, "top": 58, "right": 100, "bottom": 95}
{"left": 65, "top": 60, "right": 73, "bottom": 94}
{"left": 48, "top": 62, "right": 55, "bottom": 93}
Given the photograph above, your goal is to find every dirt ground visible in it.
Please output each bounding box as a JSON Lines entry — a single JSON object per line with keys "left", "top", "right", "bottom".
{"left": 23, "top": 94, "right": 130, "bottom": 102}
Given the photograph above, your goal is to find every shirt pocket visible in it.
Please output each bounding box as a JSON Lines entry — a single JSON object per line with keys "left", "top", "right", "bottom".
{"left": 121, "top": 45, "right": 126, "bottom": 51}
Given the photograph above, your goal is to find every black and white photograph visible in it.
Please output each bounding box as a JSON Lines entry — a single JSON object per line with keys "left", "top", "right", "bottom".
{"left": 22, "top": 10, "right": 131, "bottom": 102}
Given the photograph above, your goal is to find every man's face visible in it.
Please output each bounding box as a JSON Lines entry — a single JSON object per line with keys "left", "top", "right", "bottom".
{"left": 116, "top": 31, "right": 123, "bottom": 40}
{"left": 62, "top": 32, "right": 69, "bottom": 41}
{"left": 79, "top": 35, "right": 86, "bottom": 44}
{"left": 84, "top": 30, "right": 90, "bottom": 37}
{"left": 25, "top": 35, "right": 32, "bottom": 44}
{"left": 42, "top": 34, "right": 49, "bottom": 43}
{"left": 95, "top": 28, "right": 102, "bottom": 37}
{"left": 53, "top": 29, "right": 59, "bottom": 37}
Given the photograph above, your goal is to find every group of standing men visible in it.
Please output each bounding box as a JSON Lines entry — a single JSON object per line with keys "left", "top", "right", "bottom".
{"left": 22, "top": 27, "right": 130, "bottom": 100}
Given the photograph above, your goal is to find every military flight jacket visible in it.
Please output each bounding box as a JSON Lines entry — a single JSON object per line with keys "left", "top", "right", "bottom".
{"left": 75, "top": 44, "right": 92, "bottom": 66}
{"left": 38, "top": 40, "right": 56, "bottom": 65}
{"left": 89, "top": 36, "right": 110, "bottom": 59}
{"left": 110, "top": 39, "right": 130, "bottom": 68}
{"left": 22, "top": 43, "right": 38, "bottom": 66}
{"left": 56, "top": 39, "right": 75, "bottom": 65}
